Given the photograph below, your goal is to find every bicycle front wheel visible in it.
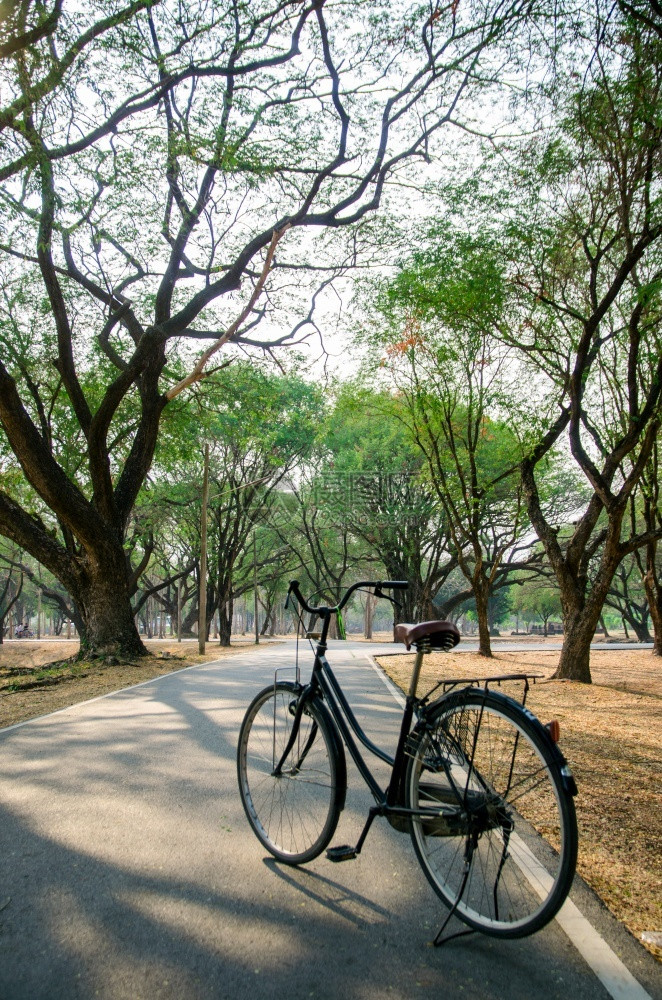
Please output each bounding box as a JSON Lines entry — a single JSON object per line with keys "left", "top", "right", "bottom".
{"left": 406, "top": 689, "right": 577, "bottom": 938}
{"left": 237, "top": 682, "right": 345, "bottom": 864}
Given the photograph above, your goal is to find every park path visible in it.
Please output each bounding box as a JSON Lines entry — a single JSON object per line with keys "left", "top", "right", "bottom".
{"left": 0, "top": 640, "right": 658, "bottom": 1000}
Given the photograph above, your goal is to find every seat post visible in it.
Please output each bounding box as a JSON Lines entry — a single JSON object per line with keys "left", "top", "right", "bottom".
{"left": 408, "top": 639, "right": 430, "bottom": 698}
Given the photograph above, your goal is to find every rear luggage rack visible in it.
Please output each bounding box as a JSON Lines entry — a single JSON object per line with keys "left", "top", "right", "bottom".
{"left": 421, "top": 672, "right": 544, "bottom": 707}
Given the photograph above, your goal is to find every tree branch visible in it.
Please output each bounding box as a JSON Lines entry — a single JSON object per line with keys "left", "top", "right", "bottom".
{"left": 165, "top": 225, "right": 289, "bottom": 400}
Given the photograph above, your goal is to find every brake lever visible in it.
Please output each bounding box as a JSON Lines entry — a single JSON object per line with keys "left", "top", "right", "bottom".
{"left": 374, "top": 586, "right": 402, "bottom": 610}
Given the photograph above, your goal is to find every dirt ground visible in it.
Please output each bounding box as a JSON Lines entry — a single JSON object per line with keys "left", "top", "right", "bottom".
{"left": 1, "top": 637, "right": 659, "bottom": 961}
{"left": 376, "top": 646, "right": 661, "bottom": 960}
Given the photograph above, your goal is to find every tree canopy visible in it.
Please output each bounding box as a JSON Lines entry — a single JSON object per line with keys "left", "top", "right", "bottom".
{"left": 0, "top": 0, "right": 538, "bottom": 654}
{"left": 1, "top": 0, "right": 660, "bottom": 670}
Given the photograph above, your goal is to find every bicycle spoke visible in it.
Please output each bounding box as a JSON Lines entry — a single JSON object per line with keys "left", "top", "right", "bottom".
{"left": 238, "top": 683, "right": 342, "bottom": 863}
{"left": 407, "top": 690, "right": 577, "bottom": 938}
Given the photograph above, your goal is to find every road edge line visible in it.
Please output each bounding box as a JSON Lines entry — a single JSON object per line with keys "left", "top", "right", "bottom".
{"left": 0, "top": 643, "right": 278, "bottom": 736}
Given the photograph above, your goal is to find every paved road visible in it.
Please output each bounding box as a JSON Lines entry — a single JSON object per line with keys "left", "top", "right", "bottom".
{"left": 0, "top": 640, "right": 659, "bottom": 1000}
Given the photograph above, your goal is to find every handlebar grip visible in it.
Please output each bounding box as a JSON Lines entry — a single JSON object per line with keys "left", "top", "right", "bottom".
{"left": 380, "top": 580, "right": 408, "bottom": 590}
{"left": 285, "top": 580, "right": 300, "bottom": 610}
{"left": 286, "top": 580, "right": 318, "bottom": 614}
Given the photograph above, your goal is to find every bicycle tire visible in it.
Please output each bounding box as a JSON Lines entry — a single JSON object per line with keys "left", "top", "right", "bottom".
{"left": 406, "top": 688, "right": 577, "bottom": 938}
{"left": 237, "top": 681, "right": 346, "bottom": 864}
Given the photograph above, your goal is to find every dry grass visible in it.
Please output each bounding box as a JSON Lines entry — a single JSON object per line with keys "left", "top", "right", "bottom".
{"left": 0, "top": 638, "right": 259, "bottom": 729}
{"left": 377, "top": 647, "right": 662, "bottom": 959}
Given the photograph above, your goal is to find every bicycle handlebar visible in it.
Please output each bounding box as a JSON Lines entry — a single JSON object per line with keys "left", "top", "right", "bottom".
{"left": 286, "top": 579, "right": 408, "bottom": 616}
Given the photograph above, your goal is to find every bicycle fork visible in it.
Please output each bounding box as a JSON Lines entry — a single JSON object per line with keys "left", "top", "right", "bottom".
{"left": 271, "top": 684, "right": 315, "bottom": 777}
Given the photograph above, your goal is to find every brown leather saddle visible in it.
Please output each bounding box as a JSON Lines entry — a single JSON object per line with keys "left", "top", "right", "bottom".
{"left": 394, "top": 620, "right": 460, "bottom": 651}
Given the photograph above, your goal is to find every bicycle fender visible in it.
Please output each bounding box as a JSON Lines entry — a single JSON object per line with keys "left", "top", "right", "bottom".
{"left": 422, "top": 687, "right": 577, "bottom": 797}
{"left": 312, "top": 696, "right": 348, "bottom": 812}
{"left": 280, "top": 682, "right": 348, "bottom": 813}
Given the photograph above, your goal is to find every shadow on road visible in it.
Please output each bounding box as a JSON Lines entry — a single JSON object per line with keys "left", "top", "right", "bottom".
{"left": 0, "top": 651, "right": 636, "bottom": 1000}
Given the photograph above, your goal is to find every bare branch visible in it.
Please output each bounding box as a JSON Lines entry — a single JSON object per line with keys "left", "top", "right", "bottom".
{"left": 165, "top": 225, "right": 289, "bottom": 400}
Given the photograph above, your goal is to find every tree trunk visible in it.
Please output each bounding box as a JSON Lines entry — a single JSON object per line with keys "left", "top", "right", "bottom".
{"left": 75, "top": 558, "right": 147, "bottom": 658}
{"left": 643, "top": 567, "right": 662, "bottom": 656}
{"left": 259, "top": 593, "right": 275, "bottom": 636}
{"left": 364, "top": 591, "right": 374, "bottom": 639}
{"left": 218, "top": 598, "right": 233, "bottom": 647}
{"left": 422, "top": 597, "right": 444, "bottom": 620}
{"left": 203, "top": 584, "right": 216, "bottom": 642}
{"left": 552, "top": 589, "right": 602, "bottom": 682}
{"left": 552, "top": 530, "right": 638, "bottom": 681}
{"left": 623, "top": 612, "right": 653, "bottom": 644}
{"left": 181, "top": 601, "right": 198, "bottom": 638}
{"left": 474, "top": 584, "right": 492, "bottom": 657}
{"left": 383, "top": 563, "right": 419, "bottom": 624}
{"left": 487, "top": 598, "right": 500, "bottom": 636}
{"left": 553, "top": 616, "right": 594, "bottom": 682}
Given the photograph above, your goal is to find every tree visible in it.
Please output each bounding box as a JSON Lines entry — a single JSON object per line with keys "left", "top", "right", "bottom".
{"left": 363, "top": 231, "right": 552, "bottom": 655}
{"left": 604, "top": 543, "right": 653, "bottom": 642}
{"left": 133, "top": 363, "right": 320, "bottom": 643}
{"left": 206, "top": 365, "right": 320, "bottom": 645}
{"left": 273, "top": 468, "right": 375, "bottom": 638}
{"left": 512, "top": 578, "right": 562, "bottom": 636}
{"left": 498, "top": 17, "right": 662, "bottom": 680}
{"left": 320, "top": 386, "right": 456, "bottom": 624}
{"left": 0, "top": 0, "right": 538, "bottom": 656}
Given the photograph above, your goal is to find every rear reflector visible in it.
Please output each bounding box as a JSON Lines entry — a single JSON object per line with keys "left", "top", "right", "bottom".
{"left": 545, "top": 720, "right": 560, "bottom": 743}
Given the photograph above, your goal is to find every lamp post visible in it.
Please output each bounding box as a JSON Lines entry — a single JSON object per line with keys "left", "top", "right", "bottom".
{"left": 253, "top": 528, "right": 259, "bottom": 645}
{"left": 198, "top": 444, "right": 210, "bottom": 655}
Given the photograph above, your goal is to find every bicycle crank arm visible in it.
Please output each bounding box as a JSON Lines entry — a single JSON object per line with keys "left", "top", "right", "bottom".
{"left": 326, "top": 805, "right": 380, "bottom": 862}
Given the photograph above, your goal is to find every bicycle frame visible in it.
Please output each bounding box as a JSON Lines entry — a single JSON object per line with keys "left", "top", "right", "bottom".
{"left": 277, "top": 582, "right": 432, "bottom": 826}
{"left": 311, "top": 641, "right": 411, "bottom": 805}
{"left": 275, "top": 578, "right": 526, "bottom": 843}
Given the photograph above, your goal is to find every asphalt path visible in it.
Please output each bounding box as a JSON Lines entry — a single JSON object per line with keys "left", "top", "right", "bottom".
{"left": 0, "top": 639, "right": 659, "bottom": 1000}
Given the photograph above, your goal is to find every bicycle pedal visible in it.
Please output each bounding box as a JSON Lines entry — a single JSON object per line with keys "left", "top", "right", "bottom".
{"left": 326, "top": 844, "right": 357, "bottom": 862}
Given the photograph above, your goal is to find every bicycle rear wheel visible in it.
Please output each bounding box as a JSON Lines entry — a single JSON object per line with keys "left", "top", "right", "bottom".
{"left": 406, "top": 688, "right": 577, "bottom": 938}
{"left": 237, "top": 682, "right": 345, "bottom": 864}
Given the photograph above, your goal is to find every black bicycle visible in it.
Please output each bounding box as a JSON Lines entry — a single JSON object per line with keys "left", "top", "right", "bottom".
{"left": 237, "top": 580, "right": 578, "bottom": 942}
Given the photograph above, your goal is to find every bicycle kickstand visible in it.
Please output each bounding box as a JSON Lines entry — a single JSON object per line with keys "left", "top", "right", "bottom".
{"left": 432, "top": 863, "right": 475, "bottom": 947}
